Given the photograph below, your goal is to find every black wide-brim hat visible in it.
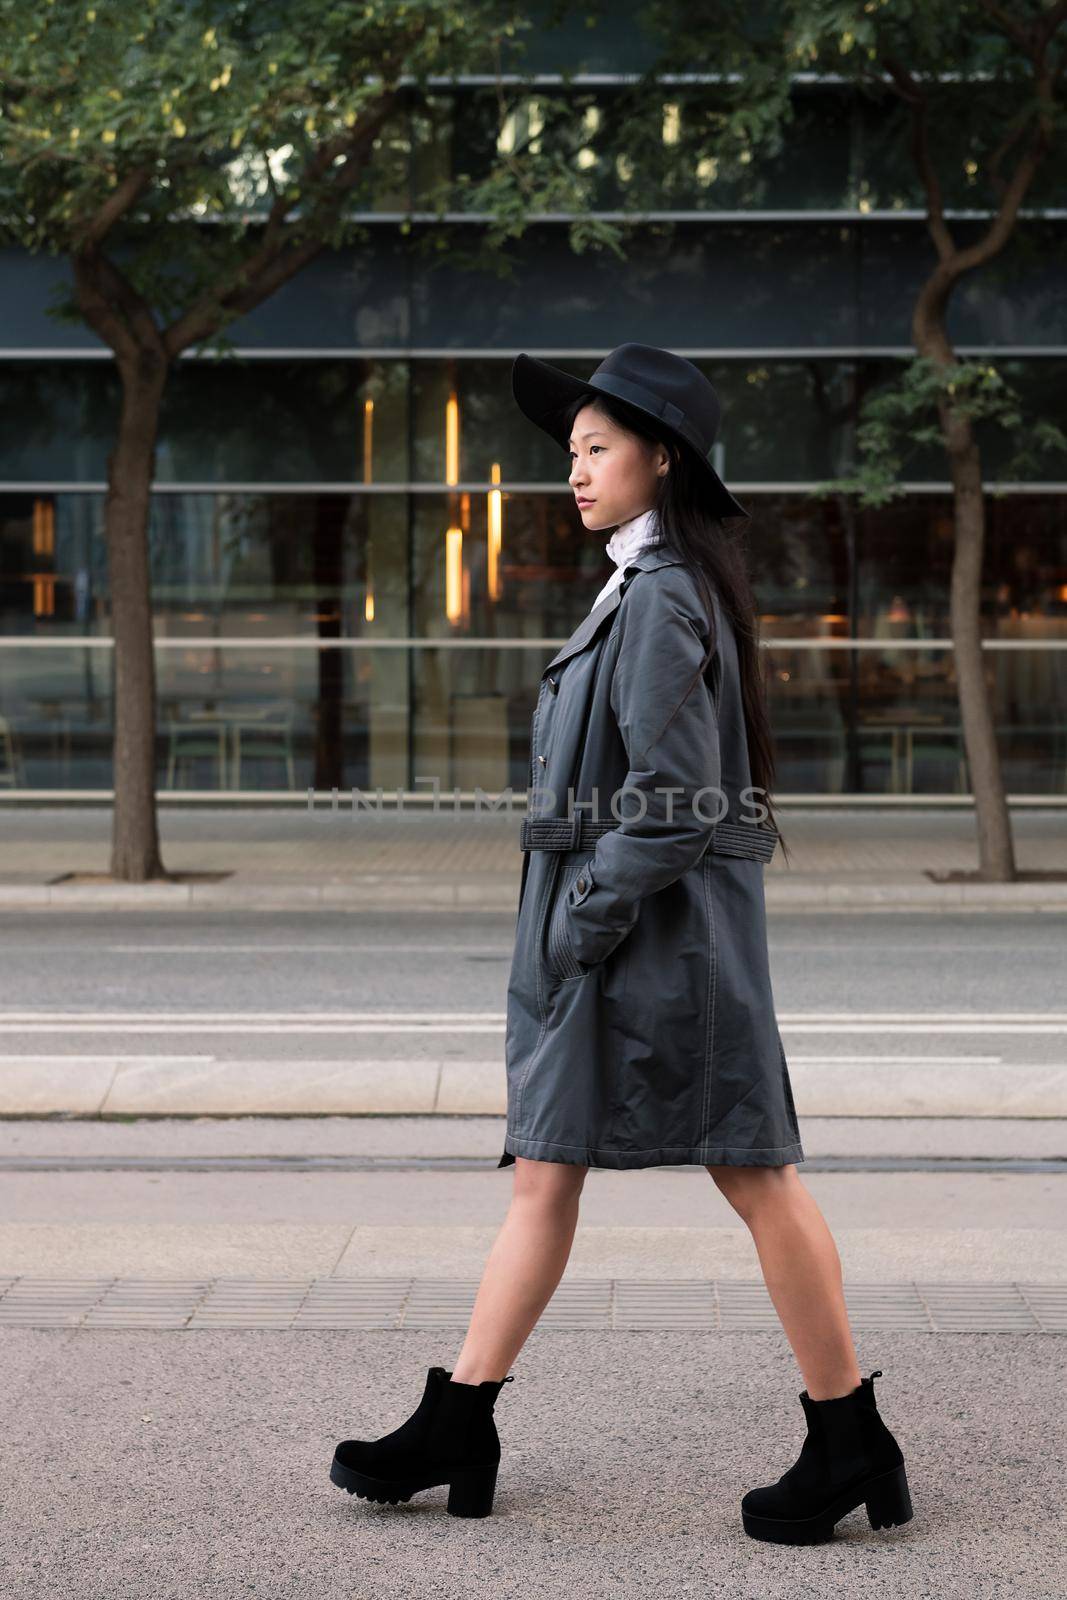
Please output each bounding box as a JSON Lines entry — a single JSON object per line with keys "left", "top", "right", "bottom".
{"left": 512, "top": 341, "right": 749, "bottom": 522}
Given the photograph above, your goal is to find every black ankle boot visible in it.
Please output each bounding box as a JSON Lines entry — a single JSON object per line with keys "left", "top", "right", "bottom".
{"left": 330, "top": 1366, "right": 515, "bottom": 1518}
{"left": 741, "top": 1369, "right": 913, "bottom": 1544}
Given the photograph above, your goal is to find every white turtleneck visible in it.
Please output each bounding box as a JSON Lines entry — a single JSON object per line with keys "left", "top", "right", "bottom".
{"left": 589, "top": 506, "right": 660, "bottom": 612}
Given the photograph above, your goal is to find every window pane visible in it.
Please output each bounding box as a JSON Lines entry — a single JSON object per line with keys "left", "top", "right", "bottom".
{"left": 1, "top": 483, "right": 1063, "bottom": 796}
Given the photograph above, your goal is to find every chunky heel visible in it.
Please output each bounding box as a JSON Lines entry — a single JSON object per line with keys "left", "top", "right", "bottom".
{"left": 447, "top": 1462, "right": 499, "bottom": 1518}
{"left": 741, "top": 1370, "right": 914, "bottom": 1542}
{"left": 865, "top": 1462, "right": 913, "bottom": 1530}
{"left": 332, "top": 1367, "right": 513, "bottom": 1517}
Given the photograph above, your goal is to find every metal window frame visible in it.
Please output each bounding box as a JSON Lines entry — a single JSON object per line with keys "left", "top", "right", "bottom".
{"left": 1, "top": 638, "right": 1064, "bottom": 652}
{"left": 2, "top": 346, "right": 1065, "bottom": 362}
{"left": 2, "top": 480, "right": 1066, "bottom": 493}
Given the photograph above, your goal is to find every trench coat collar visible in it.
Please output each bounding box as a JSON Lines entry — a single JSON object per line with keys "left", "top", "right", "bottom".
{"left": 540, "top": 547, "right": 686, "bottom": 679}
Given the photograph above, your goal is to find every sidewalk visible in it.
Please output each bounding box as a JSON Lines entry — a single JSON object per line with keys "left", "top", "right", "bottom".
{"left": 1, "top": 804, "right": 1066, "bottom": 910}
{"left": 3, "top": 1109, "right": 1064, "bottom": 1296}
{"left": 3, "top": 1115, "right": 1065, "bottom": 1592}
{"left": 5, "top": 1110, "right": 1063, "bottom": 1597}
{"left": 2, "top": 1112, "right": 1065, "bottom": 1283}
{"left": 5, "top": 1326, "right": 1060, "bottom": 1597}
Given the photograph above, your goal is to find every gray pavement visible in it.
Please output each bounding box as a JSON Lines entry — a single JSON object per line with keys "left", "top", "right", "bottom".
{"left": 2, "top": 1109, "right": 1066, "bottom": 1594}
{"left": 3, "top": 1110, "right": 1064, "bottom": 1592}
{"left": 0, "top": 1110, "right": 1064, "bottom": 1160}
{"left": 3, "top": 1326, "right": 1064, "bottom": 1599}
{"left": 0, "top": 1112, "right": 1065, "bottom": 1287}
{"left": 0, "top": 802, "right": 1065, "bottom": 909}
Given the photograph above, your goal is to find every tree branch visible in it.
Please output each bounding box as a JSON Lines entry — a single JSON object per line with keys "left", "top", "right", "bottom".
{"left": 986, "top": 108, "right": 1033, "bottom": 202}
{"left": 162, "top": 91, "right": 401, "bottom": 357}
{"left": 977, "top": 0, "right": 1035, "bottom": 53}
{"left": 911, "top": 0, "right": 1063, "bottom": 345}
{"left": 1039, "top": 1, "right": 1067, "bottom": 46}
{"left": 953, "top": 129, "right": 1048, "bottom": 275}
{"left": 882, "top": 53, "right": 955, "bottom": 262}
{"left": 71, "top": 245, "right": 164, "bottom": 369}
{"left": 260, "top": 146, "right": 281, "bottom": 209}
{"left": 74, "top": 165, "right": 154, "bottom": 250}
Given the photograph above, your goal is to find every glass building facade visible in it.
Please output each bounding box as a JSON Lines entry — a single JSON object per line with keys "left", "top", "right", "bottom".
{"left": 1, "top": 50, "right": 1065, "bottom": 800}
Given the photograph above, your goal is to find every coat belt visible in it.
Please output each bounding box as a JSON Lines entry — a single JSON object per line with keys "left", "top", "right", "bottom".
{"left": 519, "top": 814, "right": 779, "bottom": 863}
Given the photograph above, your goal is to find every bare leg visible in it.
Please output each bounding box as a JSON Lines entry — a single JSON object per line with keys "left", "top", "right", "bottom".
{"left": 451, "top": 1155, "right": 588, "bottom": 1384}
{"left": 707, "top": 1163, "right": 863, "bottom": 1401}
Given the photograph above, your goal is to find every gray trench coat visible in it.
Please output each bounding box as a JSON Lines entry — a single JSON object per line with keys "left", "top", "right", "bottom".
{"left": 498, "top": 547, "right": 805, "bottom": 1171}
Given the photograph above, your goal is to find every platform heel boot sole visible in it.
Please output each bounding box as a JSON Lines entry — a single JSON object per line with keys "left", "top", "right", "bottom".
{"left": 741, "top": 1460, "right": 913, "bottom": 1545}
{"left": 330, "top": 1455, "right": 499, "bottom": 1517}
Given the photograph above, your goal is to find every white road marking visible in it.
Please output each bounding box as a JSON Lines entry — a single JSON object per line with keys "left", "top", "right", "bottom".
{"left": 784, "top": 1054, "right": 1004, "bottom": 1064}
{"left": 100, "top": 945, "right": 506, "bottom": 955}
{"left": 0, "top": 1010, "right": 1063, "bottom": 1038}
{"left": 0, "top": 1010, "right": 1064, "bottom": 1022}
{"left": 780, "top": 1023, "right": 1067, "bottom": 1034}
{"left": 0, "top": 941, "right": 1053, "bottom": 958}
{"left": 0, "top": 1051, "right": 1006, "bottom": 1067}
{"left": 0, "top": 1023, "right": 507, "bottom": 1034}
{"left": 0, "top": 1011, "right": 502, "bottom": 1022}
{"left": 784, "top": 1013, "right": 1067, "bottom": 1023}
{"left": 0, "top": 1054, "right": 211, "bottom": 1062}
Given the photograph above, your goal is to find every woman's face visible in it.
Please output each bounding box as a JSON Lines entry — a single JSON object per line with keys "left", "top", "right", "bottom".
{"left": 567, "top": 402, "right": 669, "bottom": 532}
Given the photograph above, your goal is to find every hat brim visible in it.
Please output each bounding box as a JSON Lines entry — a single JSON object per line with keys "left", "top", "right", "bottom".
{"left": 511, "top": 352, "right": 750, "bottom": 523}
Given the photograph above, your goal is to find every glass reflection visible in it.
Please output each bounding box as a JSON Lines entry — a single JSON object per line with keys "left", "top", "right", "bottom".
{"left": 0, "top": 485, "right": 1063, "bottom": 795}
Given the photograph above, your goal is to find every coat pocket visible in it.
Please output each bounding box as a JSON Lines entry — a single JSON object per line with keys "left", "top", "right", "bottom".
{"left": 544, "top": 861, "right": 592, "bottom": 983}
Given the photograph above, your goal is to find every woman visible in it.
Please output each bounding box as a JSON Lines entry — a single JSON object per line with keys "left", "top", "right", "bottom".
{"left": 331, "top": 344, "right": 913, "bottom": 1544}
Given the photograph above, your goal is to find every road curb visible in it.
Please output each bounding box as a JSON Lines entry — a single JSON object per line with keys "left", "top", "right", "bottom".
{"left": 1, "top": 1056, "right": 1064, "bottom": 1119}
{"left": 1, "top": 876, "right": 1066, "bottom": 912}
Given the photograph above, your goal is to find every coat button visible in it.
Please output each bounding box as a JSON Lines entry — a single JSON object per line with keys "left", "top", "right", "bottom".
{"left": 576, "top": 876, "right": 586, "bottom": 893}
{"left": 537, "top": 753, "right": 547, "bottom": 765}
{"left": 547, "top": 675, "right": 558, "bottom": 692}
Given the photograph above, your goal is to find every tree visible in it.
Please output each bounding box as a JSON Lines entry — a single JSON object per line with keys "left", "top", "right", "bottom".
{"left": 623, "top": 0, "right": 1066, "bottom": 879}
{"left": 0, "top": 0, "right": 617, "bottom": 878}
{"left": 816, "top": 1, "right": 1065, "bottom": 879}
{"left": 5, "top": 2, "right": 1062, "bottom": 881}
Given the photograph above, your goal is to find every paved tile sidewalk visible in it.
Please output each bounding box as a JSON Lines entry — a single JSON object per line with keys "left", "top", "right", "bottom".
{"left": 0, "top": 1275, "right": 1062, "bottom": 1332}
{"left": 0, "top": 804, "right": 1065, "bottom": 908}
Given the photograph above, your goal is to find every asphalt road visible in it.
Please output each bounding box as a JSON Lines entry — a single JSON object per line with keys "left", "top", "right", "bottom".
{"left": 1, "top": 909, "right": 1064, "bottom": 1115}
{"left": 0, "top": 906, "right": 1064, "bottom": 1014}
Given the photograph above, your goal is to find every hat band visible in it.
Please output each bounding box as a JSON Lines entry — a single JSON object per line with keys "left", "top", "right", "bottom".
{"left": 589, "top": 373, "right": 684, "bottom": 430}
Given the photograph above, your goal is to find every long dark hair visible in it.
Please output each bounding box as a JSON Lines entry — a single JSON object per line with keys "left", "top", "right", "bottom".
{"left": 561, "top": 387, "right": 790, "bottom": 862}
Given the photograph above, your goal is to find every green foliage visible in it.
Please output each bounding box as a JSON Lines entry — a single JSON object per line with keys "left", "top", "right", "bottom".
{"left": 0, "top": 0, "right": 601, "bottom": 346}
{"left": 1, "top": 1, "right": 416, "bottom": 225}
{"left": 814, "top": 355, "right": 1067, "bottom": 505}
{"left": 631, "top": 0, "right": 1066, "bottom": 211}
{"left": 0, "top": 0, "right": 1063, "bottom": 383}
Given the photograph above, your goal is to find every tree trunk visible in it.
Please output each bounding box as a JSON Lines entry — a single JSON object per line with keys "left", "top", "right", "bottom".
{"left": 912, "top": 272, "right": 1017, "bottom": 882}
{"left": 940, "top": 400, "right": 1016, "bottom": 879}
{"left": 106, "top": 350, "right": 169, "bottom": 880}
